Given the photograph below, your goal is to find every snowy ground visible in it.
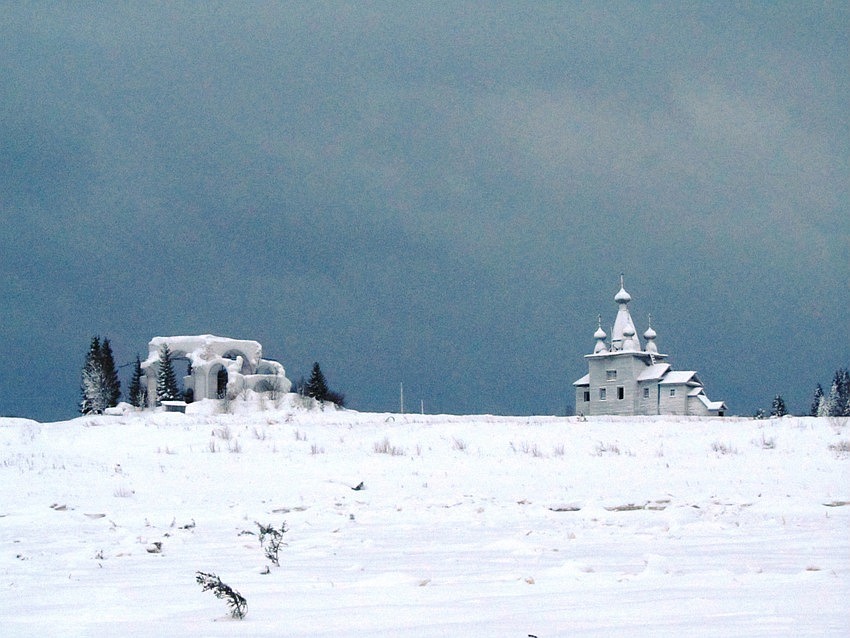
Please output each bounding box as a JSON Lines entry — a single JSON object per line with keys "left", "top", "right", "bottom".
{"left": 1, "top": 398, "right": 848, "bottom": 636}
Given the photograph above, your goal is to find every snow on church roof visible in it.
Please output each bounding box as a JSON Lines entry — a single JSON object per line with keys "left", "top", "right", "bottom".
{"left": 697, "top": 393, "right": 727, "bottom": 411}
{"left": 659, "top": 371, "right": 701, "bottom": 386}
{"left": 637, "top": 363, "right": 671, "bottom": 381}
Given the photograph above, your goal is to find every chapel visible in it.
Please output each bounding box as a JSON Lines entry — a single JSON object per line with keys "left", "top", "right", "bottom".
{"left": 573, "top": 278, "right": 725, "bottom": 416}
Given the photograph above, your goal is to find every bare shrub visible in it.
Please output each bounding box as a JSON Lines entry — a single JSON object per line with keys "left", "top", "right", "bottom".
{"left": 310, "top": 443, "right": 325, "bottom": 455}
{"left": 255, "top": 521, "right": 288, "bottom": 566}
{"left": 451, "top": 437, "right": 467, "bottom": 452}
{"left": 755, "top": 433, "right": 776, "bottom": 449}
{"left": 373, "top": 437, "right": 404, "bottom": 456}
{"left": 595, "top": 442, "right": 621, "bottom": 456}
{"left": 294, "top": 429, "right": 307, "bottom": 442}
{"left": 512, "top": 441, "right": 544, "bottom": 457}
{"left": 218, "top": 393, "right": 233, "bottom": 414}
{"left": 195, "top": 571, "right": 247, "bottom": 619}
{"left": 828, "top": 416, "right": 848, "bottom": 434}
{"left": 711, "top": 441, "right": 738, "bottom": 455}
{"left": 552, "top": 443, "right": 565, "bottom": 457}
{"left": 214, "top": 425, "right": 232, "bottom": 441}
{"left": 828, "top": 440, "right": 850, "bottom": 458}
{"left": 113, "top": 485, "right": 134, "bottom": 498}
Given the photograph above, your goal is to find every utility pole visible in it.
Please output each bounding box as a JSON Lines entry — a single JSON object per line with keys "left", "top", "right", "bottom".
{"left": 399, "top": 382, "right": 404, "bottom": 414}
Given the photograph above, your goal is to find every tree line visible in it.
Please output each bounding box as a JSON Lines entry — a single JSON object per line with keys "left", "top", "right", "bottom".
{"left": 810, "top": 367, "right": 850, "bottom": 417}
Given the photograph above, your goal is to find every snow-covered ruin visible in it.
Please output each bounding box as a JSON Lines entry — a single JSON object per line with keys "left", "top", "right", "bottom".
{"left": 141, "top": 335, "right": 290, "bottom": 407}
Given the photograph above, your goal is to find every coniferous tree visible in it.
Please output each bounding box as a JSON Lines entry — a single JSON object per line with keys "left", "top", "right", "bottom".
{"left": 835, "top": 368, "right": 850, "bottom": 416}
{"left": 811, "top": 384, "right": 824, "bottom": 417}
{"left": 817, "top": 392, "right": 830, "bottom": 417}
{"left": 770, "top": 394, "right": 787, "bottom": 418}
{"left": 305, "top": 362, "right": 329, "bottom": 401}
{"left": 156, "top": 344, "right": 181, "bottom": 403}
{"left": 99, "top": 338, "right": 121, "bottom": 408}
{"left": 824, "top": 381, "right": 840, "bottom": 417}
{"left": 128, "top": 354, "right": 147, "bottom": 408}
{"left": 80, "top": 336, "right": 106, "bottom": 415}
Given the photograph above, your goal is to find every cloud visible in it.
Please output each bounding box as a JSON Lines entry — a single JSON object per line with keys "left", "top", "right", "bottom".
{"left": 0, "top": 3, "right": 847, "bottom": 420}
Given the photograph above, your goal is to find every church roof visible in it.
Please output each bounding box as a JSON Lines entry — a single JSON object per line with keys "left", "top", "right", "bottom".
{"left": 573, "top": 374, "right": 590, "bottom": 387}
{"left": 637, "top": 363, "right": 671, "bottom": 381}
{"left": 659, "top": 371, "right": 702, "bottom": 386}
{"left": 610, "top": 276, "right": 641, "bottom": 351}
{"left": 697, "top": 393, "right": 727, "bottom": 411}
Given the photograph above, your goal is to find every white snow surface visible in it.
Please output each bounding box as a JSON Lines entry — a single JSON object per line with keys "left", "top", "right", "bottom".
{"left": 1, "top": 402, "right": 848, "bottom": 636}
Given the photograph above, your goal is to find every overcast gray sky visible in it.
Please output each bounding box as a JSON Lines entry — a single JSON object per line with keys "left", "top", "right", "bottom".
{"left": 2, "top": 2, "right": 848, "bottom": 421}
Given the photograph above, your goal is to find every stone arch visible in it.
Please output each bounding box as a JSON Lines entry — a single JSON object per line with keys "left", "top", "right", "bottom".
{"left": 208, "top": 363, "right": 229, "bottom": 399}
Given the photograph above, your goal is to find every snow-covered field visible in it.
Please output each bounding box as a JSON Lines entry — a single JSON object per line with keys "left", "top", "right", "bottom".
{"left": 2, "top": 399, "right": 848, "bottom": 636}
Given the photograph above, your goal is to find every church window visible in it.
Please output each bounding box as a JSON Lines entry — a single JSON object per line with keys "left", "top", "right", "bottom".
{"left": 606, "top": 370, "right": 617, "bottom": 381}
{"left": 617, "top": 386, "right": 624, "bottom": 400}
{"left": 583, "top": 391, "right": 590, "bottom": 402}
{"left": 643, "top": 387, "right": 650, "bottom": 399}
{"left": 669, "top": 388, "right": 676, "bottom": 397}
{"left": 599, "top": 388, "right": 607, "bottom": 401}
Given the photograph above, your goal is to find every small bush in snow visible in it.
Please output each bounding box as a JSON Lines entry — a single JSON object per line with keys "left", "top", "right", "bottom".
{"left": 255, "top": 521, "right": 288, "bottom": 566}
{"left": 595, "top": 442, "right": 620, "bottom": 456}
{"left": 828, "top": 415, "right": 848, "bottom": 433}
{"left": 755, "top": 433, "right": 776, "bottom": 449}
{"left": 828, "top": 440, "right": 850, "bottom": 458}
{"left": 373, "top": 437, "right": 404, "bottom": 456}
{"left": 195, "top": 571, "right": 247, "bottom": 619}
{"left": 711, "top": 441, "right": 738, "bottom": 455}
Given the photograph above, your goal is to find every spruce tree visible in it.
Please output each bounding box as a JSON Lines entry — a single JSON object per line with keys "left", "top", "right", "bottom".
{"left": 156, "top": 344, "right": 181, "bottom": 403}
{"left": 824, "top": 380, "right": 840, "bottom": 417}
{"left": 811, "top": 384, "right": 824, "bottom": 417}
{"left": 836, "top": 368, "right": 850, "bottom": 417}
{"left": 128, "top": 354, "right": 147, "bottom": 408}
{"left": 80, "top": 336, "right": 106, "bottom": 415}
{"left": 99, "top": 338, "right": 121, "bottom": 408}
{"left": 770, "top": 394, "right": 787, "bottom": 418}
{"left": 306, "top": 362, "right": 329, "bottom": 402}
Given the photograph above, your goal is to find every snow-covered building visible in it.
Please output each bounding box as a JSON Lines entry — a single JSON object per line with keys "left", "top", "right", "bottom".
{"left": 141, "top": 335, "right": 290, "bottom": 407}
{"left": 573, "top": 279, "right": 726, "bottom": 417}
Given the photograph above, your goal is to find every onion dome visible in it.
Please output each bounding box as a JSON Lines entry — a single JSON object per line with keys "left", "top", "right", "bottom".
{"left": 593, "top": 315, "right": 608, "bottom": 354}
{"left": 614, "top": 273, "right": 631, "bottom": 304}
{"left": 644, "top": 314, "right": 658, "bottom": 354}
{"left": 622, "top": 325, "right": 638, "bottom": 351}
